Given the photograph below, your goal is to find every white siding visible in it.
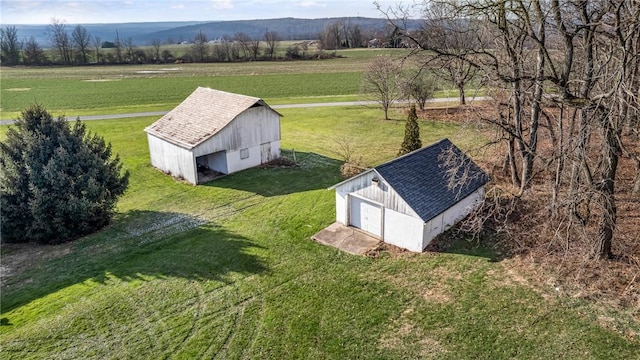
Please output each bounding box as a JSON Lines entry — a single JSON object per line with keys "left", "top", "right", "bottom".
{"left": 384, "top": 209, "right": 424, "bottom": 252}
{"left": 334, "top": 171, "right": 420, "bottom": 219}
{"left": 333, "top": 170, "right": 486, "bottom": 253}
{"left": 147, "top": 134, "right": 197, "bottom": 184}
{"left": 336, "top": 191, "right": 347, "bottom": 224}
{"left": 422, "top": 188, "right": 485, "bottom": 249}
{"left": 192, "top": 107, "right": 280, "bottom": 157}
{"left": 223, "top": 140, "right": 280, "bottom": 174}
{"left": 226, "top": 144, "right": 261, "bottom": 174}
{"left": 149, "top": 105, "right": 281, "bottom": 183}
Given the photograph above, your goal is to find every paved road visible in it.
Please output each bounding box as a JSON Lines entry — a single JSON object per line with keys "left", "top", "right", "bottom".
{"left": 0, "top": 96, "right": 490, "bottom": 125}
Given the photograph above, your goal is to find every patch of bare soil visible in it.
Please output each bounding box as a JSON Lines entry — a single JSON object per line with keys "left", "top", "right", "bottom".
{"left": 378, "top": 306, "right": 448, "bottom": 357}
{"left": 365, "top": 242, "right": 413, "bottom": 258}
{"left": 1, "top": 242, "right": 72, "bottom": 285}
{"left": 260, "top": 156, "right": 297, "bottom": 168}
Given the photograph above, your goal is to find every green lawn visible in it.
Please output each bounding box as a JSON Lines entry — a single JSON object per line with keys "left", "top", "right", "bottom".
{"left": 1, "top": 108, "right": 638, "bottom": 359}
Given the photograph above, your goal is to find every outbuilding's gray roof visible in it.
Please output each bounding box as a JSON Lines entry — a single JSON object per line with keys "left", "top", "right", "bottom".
{"left": 331, "top": 138, "right": 490, "bottom": 222}
{"left": 144, "top": 87, "right": 280, "bottom": 149}
{"left": 375, "top": 138, "right": 489, "bottom": 222}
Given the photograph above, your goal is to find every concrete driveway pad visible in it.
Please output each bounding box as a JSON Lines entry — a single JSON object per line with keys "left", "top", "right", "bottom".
{"left": 312, "top": 222, "right": 381, "bottom": 255}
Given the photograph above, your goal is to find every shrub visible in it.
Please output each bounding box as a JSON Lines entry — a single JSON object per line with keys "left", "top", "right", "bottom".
{"left": 340, "top": 162, "right": 367, "bottom": 179}
{"left": 0, "top": 104, "right": 130, "bottom": 244}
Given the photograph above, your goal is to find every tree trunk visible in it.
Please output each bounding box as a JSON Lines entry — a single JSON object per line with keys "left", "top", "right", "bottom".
{"left": 507, "top": 135, "right": 520, "bottom": 188}
{"left": 521, "top": 37, "right": 545, "bottom": 194}
{"left": 596, "top": 120, "right": 620, "bottom": 259}
{"left": 596, "top": 202, "right": 614, "bottom": 259}
{"left": 633, "top": 157, "right": 640, "bottom": 194}
{"left": 458, "top": 83, "right": 466, "bottom": 105}
{"left": 552, "top": 106, "right": 565, "bottom": 212}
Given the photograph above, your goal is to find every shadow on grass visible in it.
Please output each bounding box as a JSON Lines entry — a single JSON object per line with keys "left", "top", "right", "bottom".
{"left": 425, "top": 229, "right": 509, "bottom": 262}
{"left": 203, "top": 151, "right": 343, "bottom": 197}
{"left": 0, "top": 210, "right": 267, "bottom": 315}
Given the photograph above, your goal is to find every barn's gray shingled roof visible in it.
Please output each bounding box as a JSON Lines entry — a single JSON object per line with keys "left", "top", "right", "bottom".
{"left": 144, "top": 87, "right": 280, "bottom": 149}
{"left": 373, "top": 138, "right": 489, "bottom": 222}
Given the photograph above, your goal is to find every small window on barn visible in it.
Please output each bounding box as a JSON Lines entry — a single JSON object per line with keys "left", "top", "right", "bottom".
{"left": 240, "top": 148, "right": 249, "bottom": 159}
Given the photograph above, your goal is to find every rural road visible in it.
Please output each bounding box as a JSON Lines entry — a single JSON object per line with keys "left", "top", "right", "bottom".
{"left": 0, "top": 96, "right": 490, "bottom": 125}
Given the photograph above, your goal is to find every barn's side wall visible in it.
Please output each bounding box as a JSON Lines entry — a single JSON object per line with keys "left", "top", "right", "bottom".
{"left": 422, "top": 187, "right": 485, "bottom": 249}
{"left": 193, "top": 107, "right": 281, "bottom": 157}
{"left": 383, "top": 209, "right": 424, "bottom": 252}
{"left": 147, "top": 134, "right": 197, "bottom": 184}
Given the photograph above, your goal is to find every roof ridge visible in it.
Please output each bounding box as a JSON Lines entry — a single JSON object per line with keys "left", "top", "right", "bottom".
{"left": 374, "top": 138, "right": 451, "bottom": 170}
{"left": 195, "top": 86, "right": 262, "bottom": 101}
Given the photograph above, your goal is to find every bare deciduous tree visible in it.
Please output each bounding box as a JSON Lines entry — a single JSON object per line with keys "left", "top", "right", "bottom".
{"left": 1, "top": 26, "right": 21, "bottom": 65}
{"left": 264, "top": 30, "right": 280, "bottom": 59}
{"left": 234, "top": 32, "right": 252, "bottom": 59}
{"left": 319, "top": 21, "right": 343, "bottom": 50}
{"left": 23, "top": 36, "right": 46, "bottom": 65}
{"left": 399, "top": 0, "right": 640, "bottom": 260}
{"left": 403, "top": 63, "right": 436, "bottom": 110}
{"left": 330, "top": 135, "right": 366, "bottom": 178}
{"left": 361, "top": 55, "right": 403, "bottom": 120}
{"left": 92, "top": 36, "right": 102, "bottom": 63}
{"left": 191, "top": 30, "right": 209, "bottom": 62}
{"left": 114, "top": 29, "right": 122, "bottom": 63}
{"left": 248, "top": 37, "right": 261, "bottom": 60}
{"left": 150, "top": 38, "right": 161, "bottom": 62}
{"left": 417, "top": 7, "right": 479, "bottom": 105}
{"left": 71, "top": 25, "right": 91, "bottom": 63}
{"left": 47, "top": 18, "right": 72, "bottom": 64}
{"left": 123, "top": 37, "right": 135, "bottom": 63}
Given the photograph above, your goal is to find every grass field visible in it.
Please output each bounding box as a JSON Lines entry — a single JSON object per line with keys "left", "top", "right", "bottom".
{"left": 1, "top": 105, "right": 639, "bottom": 358}
{"left": 1, "top": 49, "right": 472, "bottom": 120}
{"left": 0, "top": 51, "right": 400, "bottom": 118}
{"left": 1, "top": 71, "right": 363, "bottom": 117}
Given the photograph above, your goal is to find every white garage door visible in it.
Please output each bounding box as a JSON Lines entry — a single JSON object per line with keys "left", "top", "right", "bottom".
{"left": 349, "top": 196, "right": 382, "bottom": 237}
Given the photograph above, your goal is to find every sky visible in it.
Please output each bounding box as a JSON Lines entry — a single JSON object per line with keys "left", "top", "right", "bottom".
{"left": 0, "top": 0, "right": 401, "bottom": 24}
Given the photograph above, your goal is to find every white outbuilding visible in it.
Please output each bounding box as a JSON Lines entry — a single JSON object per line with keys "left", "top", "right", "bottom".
{"left": 144, "top": 87, "right": 282, "bottom": 185}
{"left": 329, "top": 139, "right": 490, "bottom": 252}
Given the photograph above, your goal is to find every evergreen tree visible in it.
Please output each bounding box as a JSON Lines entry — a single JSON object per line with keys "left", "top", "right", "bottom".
{"left": 398, "top": 105, "right": 422, "bottom": 156}
{"left": 0, "top": 104, "right": 129, "bottom": 244}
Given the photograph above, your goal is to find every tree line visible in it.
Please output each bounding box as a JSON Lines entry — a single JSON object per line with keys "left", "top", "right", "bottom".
{"left": 317, "top": 19, "right": 410, "bottom": 50}
{"left": 0, "top": 18, "right": 413, "bottom": 66}
{"left": 0, "top": 19, "right": 300, "bottom": 65}
{"left": 382, "top": 0, "right": 640, "bottom": 261}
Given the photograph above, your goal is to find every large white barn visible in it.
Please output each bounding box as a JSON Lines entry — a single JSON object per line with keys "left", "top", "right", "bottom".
{"left": 329, "top": 139, "right": 489, "bottom": 252}
{"left": 144, "top": 87, "right": 282, "bottom": 185}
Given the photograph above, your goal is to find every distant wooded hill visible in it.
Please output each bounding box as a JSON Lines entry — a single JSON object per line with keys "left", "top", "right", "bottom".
{"left": 7, "top": 17, "right": 423, "bottom": 46}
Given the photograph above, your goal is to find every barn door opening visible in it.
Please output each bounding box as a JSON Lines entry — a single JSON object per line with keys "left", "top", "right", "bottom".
{"left": 196, "top": 151, "right": 227, "bottom": 183}
{"left": 260, "top": 142, "right": 272, "bottom": 164}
